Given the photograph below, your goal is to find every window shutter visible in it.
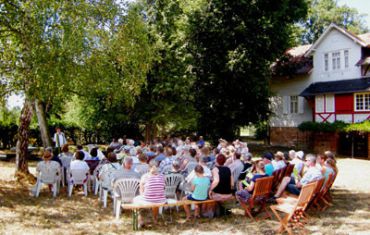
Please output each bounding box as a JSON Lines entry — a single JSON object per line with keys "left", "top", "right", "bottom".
{"left": 298, "top": 96, "right": 304, "bottom": 114}
{"left": 283, "top": 96, "right": 289, "bottom": 114}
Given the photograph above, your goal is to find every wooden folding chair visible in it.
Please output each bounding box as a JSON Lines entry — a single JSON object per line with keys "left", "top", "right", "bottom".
{"left": 308, "top": 177, "right": 325, "bottom": 211}
{"left": 271, "top": 169, "right": 281, "bottom": 192}
{"left": 284, "top": 164, "right": 295, "bottom": 177}
{"left": 316, "top": 173, "right": 336, "bottom": 211}
{"left": 270, "top": 182, "right": 317, "bottom": 235}
{"left": 241, "top": 176, "right": 274, "bottom": 220}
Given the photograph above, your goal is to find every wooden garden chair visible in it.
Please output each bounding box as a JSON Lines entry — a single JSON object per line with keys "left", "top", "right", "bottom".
{"left": 272, "top": 168, "right": 283, "bottom": 192}
{"left": 270, "top": 181, "right": 317, "bottom": 235}
{"left": 315, "top": 173, "right": 336, "bottom": 211}
{"left": 284, "top": 164, "right": 295, "bottom": 177}
{"left": 241, "top": 176, "right": 274, "bottom": 220}
{"left": 308, "top": 177, "right": 325, "bottom": 211}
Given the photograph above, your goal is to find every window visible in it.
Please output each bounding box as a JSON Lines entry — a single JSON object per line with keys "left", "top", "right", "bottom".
{"left": 290, "top": 96, "right": 298, "bottom": 114}
{"left": 355, "top": 93, "right": 370, "bottom": 111}
{"left": 344, "top": 50, "right": 349, "bottom": 68}
{"left": 332, "top": 52, "right": 341, "bottom": 70}
{"left": 324, "top": 53, "right": 329, "bottom": 71}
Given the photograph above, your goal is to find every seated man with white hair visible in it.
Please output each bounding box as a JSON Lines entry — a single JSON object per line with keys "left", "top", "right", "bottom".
{"left": 121, "top": 156, "right": 140, "bottom": 179}
{"left": 268, "top": 154, "right": 322, "bottom": 203}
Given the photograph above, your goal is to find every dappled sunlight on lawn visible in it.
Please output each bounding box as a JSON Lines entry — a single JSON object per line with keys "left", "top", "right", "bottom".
{"left": 0, "top": 159, "right": 370, "bottom": 234}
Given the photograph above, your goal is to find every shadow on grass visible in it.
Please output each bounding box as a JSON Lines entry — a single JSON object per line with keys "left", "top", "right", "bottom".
{"left": 1, "top": 180, "right": 369, "bottom": 234}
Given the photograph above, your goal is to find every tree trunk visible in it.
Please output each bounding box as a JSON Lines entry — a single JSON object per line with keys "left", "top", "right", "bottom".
{"left": 15, "top": 99, "right": 33, "bottom": 176}
{"left": 35, "top": 99, "right": 52, "bottom": 147}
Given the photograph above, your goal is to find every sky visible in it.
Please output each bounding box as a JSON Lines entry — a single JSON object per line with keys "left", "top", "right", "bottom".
{"left": 5, "top": 0, "right": 370, "bottom": 109}
{"left": 338, "top": 0, "right": 370, "bottom": 28}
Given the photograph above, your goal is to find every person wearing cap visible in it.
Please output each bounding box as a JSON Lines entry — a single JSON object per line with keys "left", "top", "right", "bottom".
{"left": 291, "top": 150, "right": 304, "bottom": 177}
{"left": 261, "top": 152, "right": 274, "bottom": 176}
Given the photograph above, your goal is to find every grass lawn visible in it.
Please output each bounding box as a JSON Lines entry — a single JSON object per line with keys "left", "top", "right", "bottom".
{"left": 0, "top": 158, "right": 369, "bottom": 234}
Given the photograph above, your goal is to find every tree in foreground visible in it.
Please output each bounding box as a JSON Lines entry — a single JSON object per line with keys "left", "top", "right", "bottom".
{"left": 188, "top": 0, "right": 307, "bottom": 140}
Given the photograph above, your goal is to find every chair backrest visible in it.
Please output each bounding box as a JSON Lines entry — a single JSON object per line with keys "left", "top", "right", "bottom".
{"left": 60, "top": 155, "right": 73, "bottom": 169}
{"left": 162, "top": 165, "right": 173, "bottom": 174}
{"left": 284, "top": 164, "right": 295, "bottom": 177}
{"left": 320, "top": 173, "right": 335, "bottom": 196}
{"left": 296, "top": 181, "right": 317, "bottom": 210}
{"left": 272, "top": 169, "right": 282, "bottom": 190}
{"left": 164, "top": 173, "right": 184, "bottom": 198}
{"left": 93, "top": 164, "right": 104, "bottom": 179}
{"left": 313, "top": 177, "right": 325, "bottom": 195}
{"left": 39, "top": 167, "right": 60, "bottom": 184}
{"left": 113, "top": 178, "right": 140, "bottom": 203}
{"left": 69, "top": 168, "right": 89, "bottom": 185}
{"left": 252, "top": 176, "right": 274, "bottom": 198}
{"left": 278, "top": 166, "right": 287, "bottom": 182}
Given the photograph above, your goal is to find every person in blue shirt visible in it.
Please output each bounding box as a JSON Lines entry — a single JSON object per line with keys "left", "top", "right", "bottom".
{"left": 182, "top": 165, "right": 211, "bottom": 220}
{"left": 261, "top": 152, "right": 274, "bottom": 176}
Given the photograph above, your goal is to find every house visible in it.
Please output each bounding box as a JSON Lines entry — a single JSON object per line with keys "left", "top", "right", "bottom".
{"left": 270, "top": 23, "right": 370, "bottom": 157}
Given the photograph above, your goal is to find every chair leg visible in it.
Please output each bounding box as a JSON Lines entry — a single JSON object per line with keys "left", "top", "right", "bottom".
{"left": 271, "top": 206, "right": 292, "bottom": 235}
{"left": 95, "top": 181, "right": 100, "bottom": 195}
{"left": 68, "top": 184, "right": 73, "bottom": 197}
{"left": 103, "top": 190, "right": 108, "bottom": 208}
{"left": 53, "top": 183, "right": 57, "bottom": 197}
{"left": 115, "top": 200, "right": 122, "bottom": 219}
{"left": 35, "top": 181, "right": 42, "bottom": 197}
{"left": 83, "top": 183, "right": 88, "bottom": 196}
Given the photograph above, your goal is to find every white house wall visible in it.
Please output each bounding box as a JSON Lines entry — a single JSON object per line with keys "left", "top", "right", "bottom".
{"left": 311, "top": 29, "right": 362, "bottom": 82}
{"left": 270, "top": 28, "right": 363, "bottom": 128}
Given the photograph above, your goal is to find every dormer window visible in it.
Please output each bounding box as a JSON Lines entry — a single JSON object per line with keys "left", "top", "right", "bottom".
{"left": 332, "top": 51, "right": 341, "bottom": 70}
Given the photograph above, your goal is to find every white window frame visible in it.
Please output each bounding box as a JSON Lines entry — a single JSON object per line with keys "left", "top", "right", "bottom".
{"left": 290, "top": 95, "right": 298, "bottom": 114}
{"left": 324, "top": 53, "right": 329, "bottom": 71}
{"left": 344, "top": 50, "right": 349, "bottom": 68}
{"left": 332, "top": 51, "right": 341, "bottom": 70}
{"left": 354, "top": 93, "right": 370, "bottom": 111}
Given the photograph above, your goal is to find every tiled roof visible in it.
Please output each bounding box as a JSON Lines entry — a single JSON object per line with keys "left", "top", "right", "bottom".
{"left": 300, "top": 77, "right": 370, "bottom": 97}
{"left": 357, "top": 33, "right": 370, "bottom": 45}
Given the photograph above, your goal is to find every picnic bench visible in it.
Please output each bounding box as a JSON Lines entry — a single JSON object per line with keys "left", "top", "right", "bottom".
{"left": 121, "top": 199, "right": 230, "bottom": 230}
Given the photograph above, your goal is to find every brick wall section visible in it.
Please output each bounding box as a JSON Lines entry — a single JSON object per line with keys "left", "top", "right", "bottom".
{"left": 312, "top": 132, "right": 338, "bottom": 154}
{"left": 270, "top": 127, "right": 338, "bottom": 153}
{"left": 270, "top": 127, "right": 312, "bottom": 149}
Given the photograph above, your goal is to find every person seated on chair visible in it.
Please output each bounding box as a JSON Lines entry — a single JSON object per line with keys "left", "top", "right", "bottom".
{"left": 70, "top": 151, "right": 90, "bottom": 172}
{"left": 159, "top": 147, "right": 174, "bottom": 173}
{"left": 58, "top": 144, "right": 73, "bottom": 167}
{"left": 261, "top": 152, "right": 274, "bottom": 176}
{"left": 134, "top": 153, "right": 150, "bottom": 176}
{"left": 121, "top": 156, "right": 140, "bottom": 179}
{"left": 236, "top": 161, "right": 267, "bottom": 214}
{"left": 32, "top": 148, "right": 61, "bottom": 195}
{"left": 182, "top": 165, "right": 211, "bottom": 220}
{"left": 84, "top": 147, "right": 100, "bottom": 161}
{"left": 289, "top": 150, "right": 304, "bottom": 178}
{"left": 272, "top": 151, "right": 286, "bottom": 171}
{"left": 133, "top": 160, "right": 166, "bottom": 227}
{"left": 208, "top": 154, "right": 234, "bottom": 217}
{"left": 238, "top": 153, "right": 253, "bottom": 181}
{"left": 98, "top": 152, "right": 124, "bottom": 190}
{"left": 269, "top": 154, "right": 323, "bottom": 202}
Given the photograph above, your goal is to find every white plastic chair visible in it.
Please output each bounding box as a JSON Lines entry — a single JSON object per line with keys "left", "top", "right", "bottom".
{"left": 59, "top": 154, "right": 72, "bottom": 187}
{"left": 93, "top": 164, "right": 104, "bottom": 196}
{"left": 113, "top": 178, "right": 140, "bottom": 219}
{"left": 34, "top": 167, "right": 61, "bottom": 197}
{"left": 161, "top": 165, "right": 173, "bottom": 174}
{"left": 165, "top": 173, "right": 184, "bottom": 200}
{"left": 67, "top": 168, "right": 89, "bottom": 197}
{"left": 101, "top": 170, "right": 126, "bottom": 208}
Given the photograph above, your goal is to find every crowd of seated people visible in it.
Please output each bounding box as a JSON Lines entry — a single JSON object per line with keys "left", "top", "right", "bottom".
{"left": 32, "top": 135, "right": 338, "bottom": 226}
